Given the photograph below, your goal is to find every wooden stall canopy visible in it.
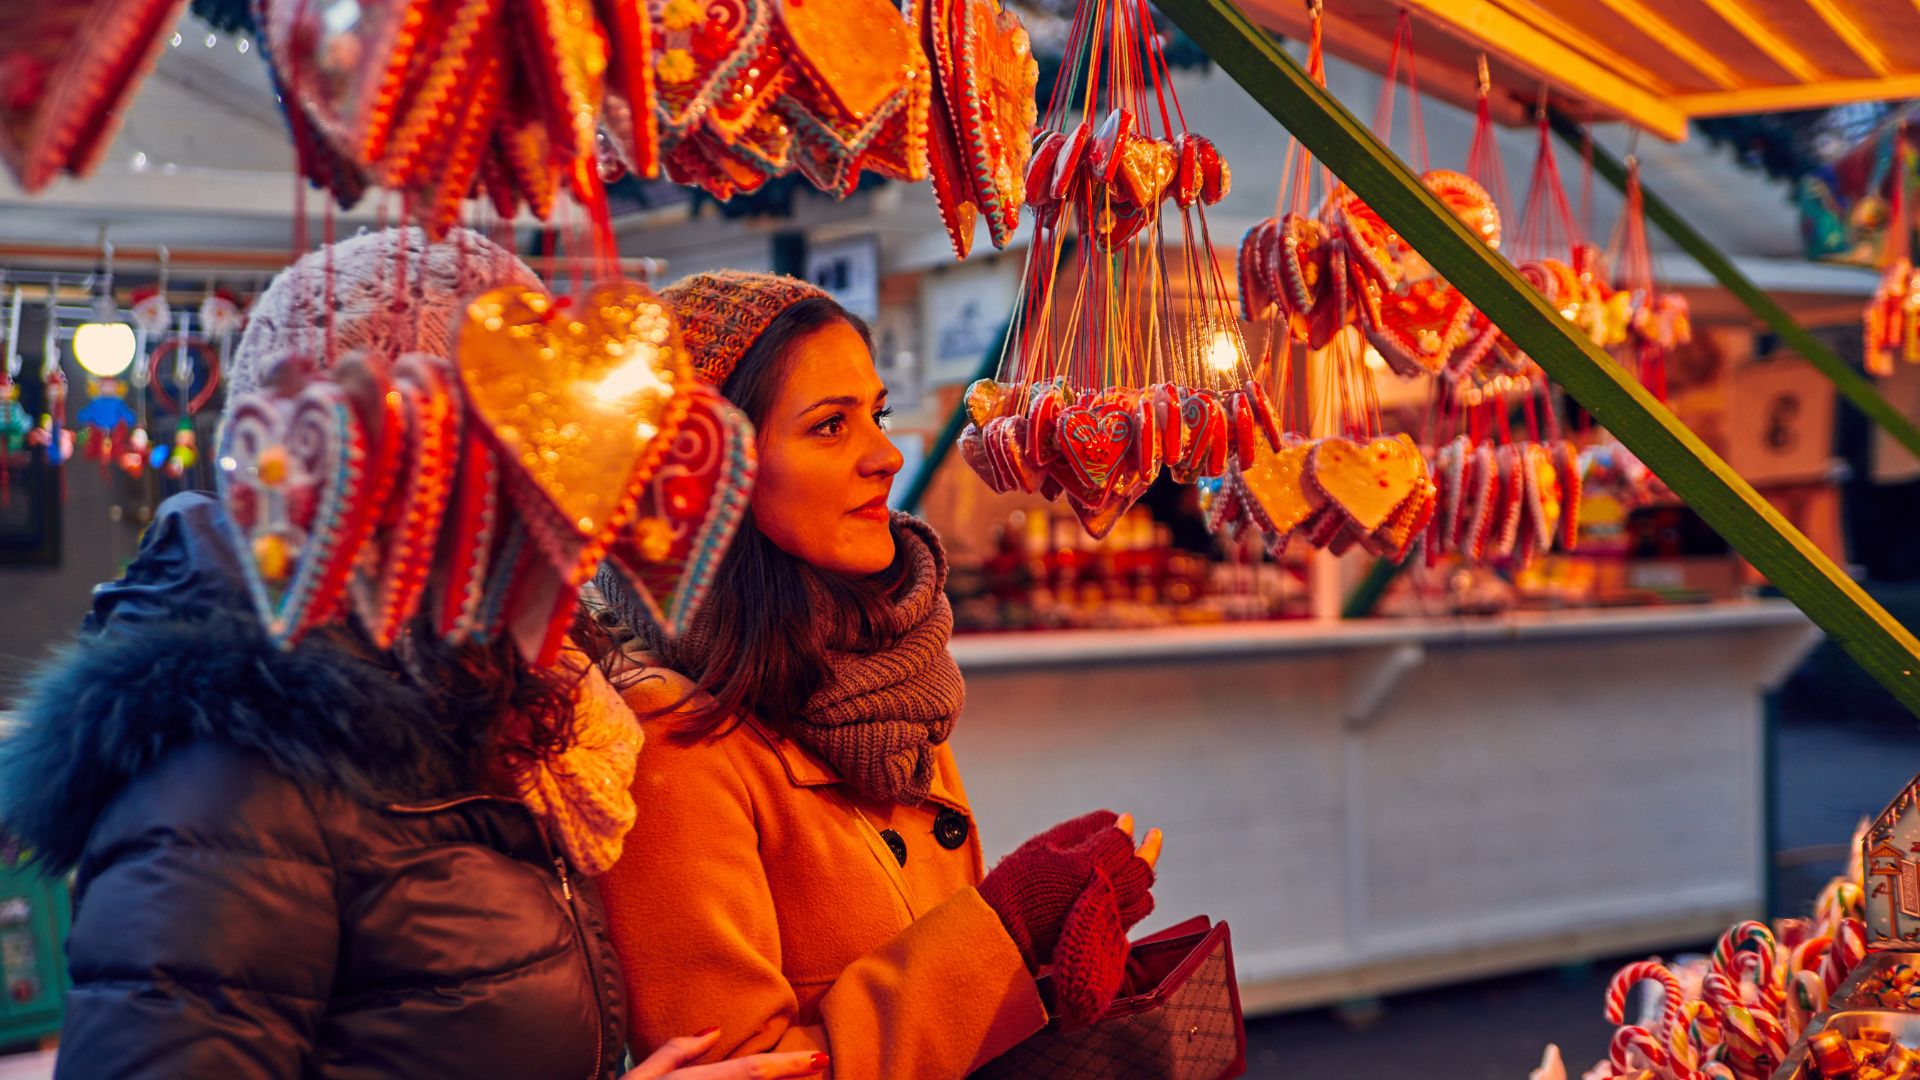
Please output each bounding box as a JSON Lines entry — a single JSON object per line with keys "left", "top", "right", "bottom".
{"left": 1238, "top": 0, "right": 1920, "bottom": 141}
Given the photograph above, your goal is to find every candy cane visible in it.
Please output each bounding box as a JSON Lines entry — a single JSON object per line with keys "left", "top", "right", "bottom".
{"left": 1787, "top": 934, "right": 1830, "bottom": 979}
{"left": 1719, "top": 1005, "right": 1788, "bottom": 1067}
{"left": 1710, "top": 921, "right": 1776, "bottom": 982}
{"left": 1727, "top": 949, "right": 1780, "bottom": 1011}
{"left": 1785, "top": 969, "right": 1827, "bottom": 1042}
{"left": 1700, "top": 973, "right": 1744, "bottom": 1014}
{"left": 1609, "top": 1025, "right": 1669, "bottom": 1075}
{"left": 1685, "top": 999, "right": 1723, "bottom": 1053}
{"left": 1823, "top": 918, "right": 1866, "bottom": 995}
{"left": 1675, "top": 999, "right": 1722, "bottom": 1067}
{"left": 1606, "top": 960, "right": 1685, "bottom": 1036}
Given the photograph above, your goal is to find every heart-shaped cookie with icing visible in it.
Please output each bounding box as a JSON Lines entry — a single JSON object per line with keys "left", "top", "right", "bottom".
{"left": 456, "top": 280, "right": 693, "bottom": 588}
{"left": 606, "top": 385, "right": 757, "bottom": 641}
{"left": 0, "top": 0, "right": 189, "bottom": 192}
{"left": 1362, "top": 277, "right": 1476, "bottom": 378}
{"left": 1237, "top": 438, "right": 1315, "bottom": 539}
{"left": 350, "top": 354, "right": 460, "bottom": 648}
{"left": 1055, "top": 399, "right": 1136, "bottom": 500}
{"left": 1307, "top": 434, "right": 1426, "bottom": 533}
{"left": 218, "top": 374, "right": 378, "bottom": 648}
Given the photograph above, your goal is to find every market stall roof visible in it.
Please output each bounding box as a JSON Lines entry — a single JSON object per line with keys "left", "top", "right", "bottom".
{"left": 1239, "top": 0, "right": 1920, "bottom": 141}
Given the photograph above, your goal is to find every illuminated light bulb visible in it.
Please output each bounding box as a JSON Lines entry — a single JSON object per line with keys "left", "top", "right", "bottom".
{"left": 74, "top": 321, "right": 136, "bottom": 378}
{"left": 1205, "top": 329, "right": 1240, "bottom": 373}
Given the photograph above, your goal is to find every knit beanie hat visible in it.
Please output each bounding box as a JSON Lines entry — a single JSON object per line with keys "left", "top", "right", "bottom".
{"left": 226, "top": 226, "right": 541, "bottom": 412}
{"left": 659, "top": 270, "right": 830, "bottom": 387}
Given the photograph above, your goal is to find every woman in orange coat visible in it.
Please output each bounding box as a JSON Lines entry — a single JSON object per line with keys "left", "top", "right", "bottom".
{"left": 591, "top": 272, "right": 1162, "bottom": 1079}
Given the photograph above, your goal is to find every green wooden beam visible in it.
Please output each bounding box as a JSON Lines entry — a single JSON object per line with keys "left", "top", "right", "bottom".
{"left": 1342, "top": 556, "right": 1408, "bottom": 619}
{"left": 1155, "top": 0, "right": 1920, "bottom": 714}
{"left": 1550, "top": 114, "right": 1920, "bottom": 463}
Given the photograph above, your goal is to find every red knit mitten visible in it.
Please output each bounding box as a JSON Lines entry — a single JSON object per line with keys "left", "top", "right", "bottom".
{"left": 1052, "top": 851, "right": 1156, "bottom": 1027}
{"left": 976, "top": 812, "right": 1155, "bottom": 974}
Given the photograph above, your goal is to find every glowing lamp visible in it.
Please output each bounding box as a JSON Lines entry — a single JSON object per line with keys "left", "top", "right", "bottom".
{"left": 74, "top": 320, "right": 137, "bottom": 378}
{"left": 74, "top": 294, "right": 136, "bottom": 378}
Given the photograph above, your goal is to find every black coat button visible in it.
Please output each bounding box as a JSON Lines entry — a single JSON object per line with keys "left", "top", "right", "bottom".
{"left": 933, "top": 809, "right": 970, "bottom": 850}
{"left": 880, "top": 829, "right": 907, "bottom": 866}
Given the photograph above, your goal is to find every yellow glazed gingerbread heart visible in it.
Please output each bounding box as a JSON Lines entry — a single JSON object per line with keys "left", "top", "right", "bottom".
{"left": 1308, "top": 434, "right": 1426, "bottom": 532}
{"left": 1238, "top": 439, "right": 1315, "bottom": 536}
{"left": 457, "top": 280, "right": 692, "bottom": 582}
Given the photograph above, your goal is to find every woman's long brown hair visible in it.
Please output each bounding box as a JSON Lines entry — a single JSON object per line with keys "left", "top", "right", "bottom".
{"left": 592, "top": 296, "right": 911, "bottom": 741}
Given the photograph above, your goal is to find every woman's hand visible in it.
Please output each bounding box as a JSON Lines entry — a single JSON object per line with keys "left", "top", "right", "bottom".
{"left": 622, "top": 1029, "right": 830, "bottom": 1079}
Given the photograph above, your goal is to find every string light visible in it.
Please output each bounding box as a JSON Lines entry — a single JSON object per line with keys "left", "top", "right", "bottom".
{"left": 169, "top": 32, "right": 181, "bottom": 47}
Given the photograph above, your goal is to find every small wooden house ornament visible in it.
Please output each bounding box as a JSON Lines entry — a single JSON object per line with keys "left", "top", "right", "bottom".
{"left": 1865, "top": 773, "right": 1920, "bottom": 948}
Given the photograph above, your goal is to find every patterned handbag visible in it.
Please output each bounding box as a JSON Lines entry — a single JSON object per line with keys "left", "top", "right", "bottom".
{"left": 972, "top": 917, "right": 1246, "bottom": 1080}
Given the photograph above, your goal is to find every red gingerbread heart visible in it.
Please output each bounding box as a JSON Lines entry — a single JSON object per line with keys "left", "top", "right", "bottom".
{"left": 350, "top": 354, "right": 460, "bottom": 648}
{"left": 0, "top": 0, "right": 189, "bottom": 192}
{"left": 605, "top": 385, "right": 758, "bottom": 641}
{"left": 1055, "top": 400, "right": 1136, "bottom": 500}
{"left": 218, "top": 374, "right": 380, "bottom": 648}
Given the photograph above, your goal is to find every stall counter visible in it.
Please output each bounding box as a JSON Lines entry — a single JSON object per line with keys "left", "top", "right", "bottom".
{"left": 946, "top": 600, "right": 1821, "bottom": 1013}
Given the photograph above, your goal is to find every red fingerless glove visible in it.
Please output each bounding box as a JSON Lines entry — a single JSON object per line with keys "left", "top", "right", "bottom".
{"left": 1051, "top": 839, "right": 1156, "bottom": 1027}
{"left": 976, "top": 811, "right": 1155, "bottom": 978}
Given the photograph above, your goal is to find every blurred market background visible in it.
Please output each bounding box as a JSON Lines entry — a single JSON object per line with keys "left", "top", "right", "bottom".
{"left": 5, "top": 0, "right": 1920, "bottom": 1076}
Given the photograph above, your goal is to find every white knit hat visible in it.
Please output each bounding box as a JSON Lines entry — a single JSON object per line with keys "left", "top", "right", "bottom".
{"left": 226, "top": 226, "right": 541, "bottom": 410}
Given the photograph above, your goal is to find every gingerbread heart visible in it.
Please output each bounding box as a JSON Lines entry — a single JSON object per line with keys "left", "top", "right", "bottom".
{"left": 1361, "top": 277, "right": 1476, "bottom": 377}
{"left": 1556, "top": 440, "right": 1582, "bottom": 551}
{"left": 1368, "top": 479, "right": 1436, "bottom": 561}
{"left": 1170, "top": 389, "right": 1226, "bottom": 483}
{"left": 435, "top": 425, "right": 510, "bottom": 645}
{"left": 1326, "top": 185, "right": 1399, "bottom": 291}
{"left": 0, "top": 0, "right": 189, "bottom": 192}
{"left": 1277, "top": 213, "right": 1330, "bottom": 318}
{"left": 1087, "top": 108, "right": 1133, "bottom": 184}
{"left": 456, "top": 281, "right": 693, "bottom": 587}
{"left": 1307, "top": 434, "right": 1426, "bottom": 533}
{"left": 1491, "top": 443, "right": 1524, "bottom": 558}
{"left": 1455, "top": 441, "right": 1496, "bottom": 558}
{"left": 350, "top": 354, "right": 460, "bottom": 648}
{"left": 1117, "top": 134, "right": 1176, "bottom": 211}
{"left": 1238, "top": 438, "right": 1315, "bottom": 539}
{"left": 1068, "top": 467, "right": 1150, "bottom": 540}
{"left": 1524, "top": 442, "right": 1561, "bottom": 555}
{"left": 966, "top": 377, "right": 1012, "bottom": 426}
{"left": 605, "top": 385, "right": 757, "bottom": 641}
{"left": 1056, "top": 400, "right": 1135, "bottom": 499}
{"left": 956, "top": 422, "right": 1009, "bottom": 493}
{"left": 1239, "top": 220, "right": 1277, "bottom": 320}
{"left": 986, "top": 414, "right": 1043, "bottom": 493}
{"left": 1027, "top": 382, "right": 1069, "bottom": 468}
{"left": 1025, "top": 129, "right": 1065, "bottom": 212}
{"left": 218, "top": 377, "right": 378, "bottom": 648}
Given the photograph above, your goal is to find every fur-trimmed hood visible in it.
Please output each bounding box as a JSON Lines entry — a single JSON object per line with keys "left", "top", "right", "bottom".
{"left": 0, "top": 494, "right": 464, "bottom": 874}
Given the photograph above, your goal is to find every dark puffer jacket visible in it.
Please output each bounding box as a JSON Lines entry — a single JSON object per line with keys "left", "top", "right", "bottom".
{"left": 0, "top": 493, "right": 627, "bottom": 1079}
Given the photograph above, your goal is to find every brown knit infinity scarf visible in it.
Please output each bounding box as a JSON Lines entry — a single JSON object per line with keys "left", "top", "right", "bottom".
{"left": 790, "top": 513, "right": 964, "bottom": 804}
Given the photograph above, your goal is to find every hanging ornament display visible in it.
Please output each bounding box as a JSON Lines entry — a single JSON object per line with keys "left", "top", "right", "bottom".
{"left": 1612, "top": 155, "right": 1691, "bottom": 403}
{"left": 452, "top": 279, "right": 694, "bottom": 664}
{"left": 918, "top": 0, "right": 1039, "bottom": 258}
{"left": 256, "top": 0, "right": 638, "bottom": 236}
{"left": 956, "top": 0, "right": 1262, "bottom": 539}
{"left": 1207, "top": 5, "right": 1433, "bottom": 560}
{"left": 0, "top": 0, "right": 190, "bottom": 193}
{"left": 624, "top": 0, "right": 962, "bottom": 206}
{"left": 215, "top": 272, "right": 751, "bottom": 666}
{"left": 24, "top": 290, "right": 71, "bottom": 469}
{"left": 147, "top": 319, "right": 220, "bottom": 479}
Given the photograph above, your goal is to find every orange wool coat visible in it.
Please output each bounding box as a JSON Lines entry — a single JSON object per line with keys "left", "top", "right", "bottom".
{"left": 597, "top": 670, "right": 1048, "bottom": 1079}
